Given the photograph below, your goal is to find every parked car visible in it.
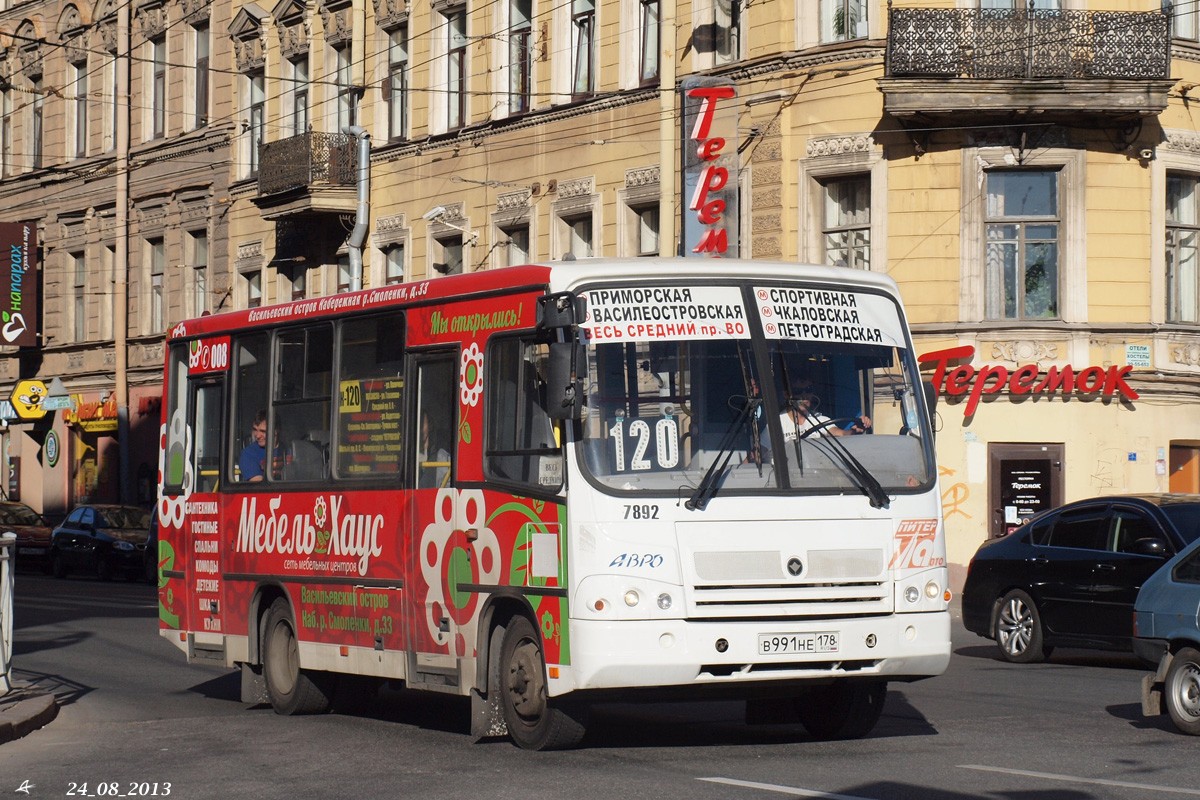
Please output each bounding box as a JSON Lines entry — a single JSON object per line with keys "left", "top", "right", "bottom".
{"left": 1133, "top": 535, "right": 1200, "bottom": 735}
{"left": 962, "top": 494, "right": 1200, "bottom": 663}
{"left": 0, "top": 500, "right": 53, "bottom": 572}
{"left": 50, "top": 504, "right": 153, "bottom": 581}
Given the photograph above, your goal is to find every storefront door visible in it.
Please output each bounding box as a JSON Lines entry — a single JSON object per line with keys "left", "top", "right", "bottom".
{"left": 988, "top": 443, "right": 1064, "bottom": 538}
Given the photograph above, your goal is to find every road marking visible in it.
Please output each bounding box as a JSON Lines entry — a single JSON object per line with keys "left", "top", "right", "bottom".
{"left": 960, "top": 765, "right": 1200, "bottom": 796}
{"left": 698, "top": 777, "right": 874, "bottom": 799}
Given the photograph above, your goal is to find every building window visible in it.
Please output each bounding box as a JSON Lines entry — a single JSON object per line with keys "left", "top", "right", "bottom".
{"left": 338, "top": 254, "right": 352, "bottom": 293}
{"left": 1168, "top": 173, "right": 1200, "bottom": 324}
{"left": 639, "top": 0, "right": 659, "bottom": 84}
{"left": 244, "top": 270, "right": 262, "bottom": 308}
{"left": 70, "top": 58, "right": 88, "bottom": 158}
{"left": 385, "top": 243, "right": 405, "bottom": 284}
{"left": 106, "top": 57, "right": 117, "bottom": 151}
{"left": 72, "top": 252, "right": 86, "bottom": 342}
{"left": 572, "top": 0, "right": 596, "bottom": 97}
{"left": 284, "top": 265, "right": 307, "bottom": 300}
{"left": 822, "top": 176, "right": 870, "bottom": 270}
{"left": 149, "top": 238, "right": 165, "bottom": 332}
{"left": 289, "top": 55, "right": 309, "bottom": 136}
{"left": 821, "top": 0, "right": 867, "bottom": 43}
{"left": 31, "top": 76, "right": 43, "bottom": 170}
{"left": 984, "top": 170, "right": 1059, "bottom": 320}
{"left": 101, "top": 244, "right": 115, "bottom": 339}
{"left": 190, "top": 230, "right": 209, "bottom": 318}
{"left": 499, "top": 226, "right": 529, "bottom": 267}
{"left": 386, "top": 26, "right": 408, "bottom": 139}
{"left": 634, "top": 206, "right": 658, "bottom": 256}
{"left": 336, "top": 45, "right": 357, "bottom": 131}
{"left": 564, "top": 214, "right": 593, "bottom": 258}
{"left": 510, "top": 0, "right": 532, "bottom": 114}
{"left": 447, "top": 8, "right": 467, "bottom": 128}
{"left": 248, "top": 72, "right": 265, "bottom": 175}
{"left": 434, "top": 235, "right": 464, "bottom": 275}
{"left": 2, "top": 89, "right": 11, "bottom": 176}
{"left": 150, "top": 35, "right": 166, "bottom": 139}
{"left": 193, "top": 22, "right": 209, "bottom": 128}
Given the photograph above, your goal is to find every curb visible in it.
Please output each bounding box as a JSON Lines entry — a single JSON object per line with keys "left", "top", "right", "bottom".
{"left": 0, "top": 690, "right": 59, "bottom": 745}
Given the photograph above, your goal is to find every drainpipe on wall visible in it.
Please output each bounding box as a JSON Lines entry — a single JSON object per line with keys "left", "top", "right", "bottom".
{"left": 342, "top": 125, "right": 371, "bottom": 293}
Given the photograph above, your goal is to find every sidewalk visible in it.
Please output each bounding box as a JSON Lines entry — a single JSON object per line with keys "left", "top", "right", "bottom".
{"left": 0, "top": 680, "right": 58, "bottom": 745}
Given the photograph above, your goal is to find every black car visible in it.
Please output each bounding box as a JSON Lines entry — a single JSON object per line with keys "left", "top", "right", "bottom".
{"left": 962, "top": 494, "right": 1200, "bottom": 663}
{"left": 50, "top": 504, "right": 153, "bottom": 581}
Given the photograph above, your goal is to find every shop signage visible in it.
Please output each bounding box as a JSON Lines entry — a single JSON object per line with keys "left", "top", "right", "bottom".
{"left": 65, "top": 392, "right": 118, "bottom": 432}
{"left": 0, "top": 221, "right": 38, "bottom": 348}
{"left": 681, "top": 77, "right": 738, "bottom": 257}
{"left": 9, "top": 379, "right": 47, "bottom": 420}
{"left": 44, "top": 430, "right": 59, "bottom": 468}
{"left": 919, "top": 345, "right": 1139, "bottom": 418}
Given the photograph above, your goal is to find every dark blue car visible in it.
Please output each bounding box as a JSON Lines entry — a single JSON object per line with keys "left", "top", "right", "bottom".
{"left": 1134, "top": 535, "right": 1200, "bottom": 735}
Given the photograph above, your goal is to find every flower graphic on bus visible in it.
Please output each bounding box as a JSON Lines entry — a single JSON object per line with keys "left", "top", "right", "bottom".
{"left": 313, "top": 495, "right": 332, "bottom": 554}
{"left": 419, "top": 488, "right": 500, "bottom": 656}
{"left": 460, "top": 343, "right": 483, "bottom": 407}
{"left": 157, "top": 409, "right": 194, "bottom": 530}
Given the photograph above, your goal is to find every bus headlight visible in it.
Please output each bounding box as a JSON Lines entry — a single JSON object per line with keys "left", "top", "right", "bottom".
{"left": 925, "top": 580, "right": 940, "bottom": 600}
{"left": 656, "top": 593, "right": 672, "bottom": 610}
{"left": 904, "top": 585, "right": 920, "bottom": 604}
{"left": 623, "top": 589, "right": 640, "bottom": 607}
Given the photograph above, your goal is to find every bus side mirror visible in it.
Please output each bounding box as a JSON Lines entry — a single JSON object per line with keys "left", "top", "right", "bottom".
{"left": 537, "top": 292, "right": 586, "bottom": 330}
{"left": 547, "top": 341, "right": 585, "bottom": 421}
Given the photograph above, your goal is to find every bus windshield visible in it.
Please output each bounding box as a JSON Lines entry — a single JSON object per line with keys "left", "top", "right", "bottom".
{"left": 577, "top": 281, "right": 935, "bottom": 497}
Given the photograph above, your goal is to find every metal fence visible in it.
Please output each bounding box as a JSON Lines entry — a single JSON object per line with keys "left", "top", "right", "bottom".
{"left": 886, "top": 8, "right": 1171, "bottom": 80}
{"left": 257, "top": 131, "right": 358, "bottom": 196}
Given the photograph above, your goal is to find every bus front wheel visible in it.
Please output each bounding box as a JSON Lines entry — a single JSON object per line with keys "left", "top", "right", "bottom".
{"left": 794, "top": 680, "right": 887, "bottom": 740}
{"left": 498, "top": 615, "right": 587, "bottom": 750}
{"left": 262, "top": 598, "right": 334, "bottom": 716}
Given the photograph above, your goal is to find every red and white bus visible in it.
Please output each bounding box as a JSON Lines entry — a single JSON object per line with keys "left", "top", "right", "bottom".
{"left": 157, "top": 259, "right": 950, "bottom": 749}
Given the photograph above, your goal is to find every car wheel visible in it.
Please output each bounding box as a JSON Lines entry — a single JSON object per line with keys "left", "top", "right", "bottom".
{"left": 1165, "top": 646, "right": 1200, "bottom": 736}
{"left": 993, "top": 589, "right": 1052, "bottom": 663}
{"left": 262, "top": 598, "right": 333, "bottom": 715}
{"left": 51, "top": 550, "right": 68, "bottom": 579}
{"left": 499, "top": 615, "right": 587, "bottom": 750}
{"left": 793, "top": 680, "right": 887, "bottom": 740}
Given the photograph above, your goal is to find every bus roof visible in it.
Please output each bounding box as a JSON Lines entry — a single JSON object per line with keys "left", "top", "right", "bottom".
{"left": 166, "top": 259, "right": 901, "bottom": 342}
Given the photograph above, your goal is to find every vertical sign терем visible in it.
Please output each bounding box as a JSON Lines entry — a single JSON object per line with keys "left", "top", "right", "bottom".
{"left": 680, "top": 77, "right": 737, "bottom": 257}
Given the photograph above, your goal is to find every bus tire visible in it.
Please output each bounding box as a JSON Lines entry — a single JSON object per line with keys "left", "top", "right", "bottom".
{"left": 262, "top": 598, "right": 333, "bottom": 716}
{"left": 794, "top": 680, "right": 887, "bottom": 740}
{"left": 1164, "top": 646, "right": 1200, "bottom": 735}
{"left": 499, "top": 615, "right": 586, "bottom": 750}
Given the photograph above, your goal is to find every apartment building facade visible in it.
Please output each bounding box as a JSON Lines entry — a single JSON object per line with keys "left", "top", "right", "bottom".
{"left": 0, "top": 0, "right": 1198, "bottom": 585}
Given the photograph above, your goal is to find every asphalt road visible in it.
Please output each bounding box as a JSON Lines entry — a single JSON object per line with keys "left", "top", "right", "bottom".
{"left": 1, "top": 572, "right": 1196, "bottom": 800}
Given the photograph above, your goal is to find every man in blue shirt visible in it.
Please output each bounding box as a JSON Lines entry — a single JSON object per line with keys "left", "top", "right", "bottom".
{"left": 238, "top": 411, "right": 269, "bottom": 482}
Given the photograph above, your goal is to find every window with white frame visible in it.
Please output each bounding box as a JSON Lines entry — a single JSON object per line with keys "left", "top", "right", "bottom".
{"left": 1175, "top": 1, "right": 1200, "bottom": 42}
{"left": 446, "top": 8, "right": 467, "bottom": 128}
{"left": 72, "top": 252, "right": 86, "bottom": 342}
{"left": 248, "top": 71, "right": 265, "bottom": 175}
{"left": 338, "top": 254, "right": 352, "bottom": 293}
{"left": 150, "top": 35, "right": 166, "bottom": 139}
{"left": 2, "top": 89, "right": 11, "bottom": 176}
{"left": 500, "top": 225, "right": 530, "bottom": 266}
{"left": 149, "top": 238, "right": 165, "bottom": 332}
{"left": 385, "top": 243, "right": 406, "bottom": 284}
{"left": 284, "top": 265, "right": 308, "bottom": 300}
{"left": 509, "top": 0, "right": 532, "bottom": 113}
{"left": 712, "top": 0, "right": 739, "bottom": 65}
{"left": 101, "top": 244, "right": 115, "bottom": 339}
{"left": 31, "top": 75, "right": 43, "bottom": 170}
{"left": 386, "top": 26, "right": 408, "bottom": 139}
{"left": 336, "top": 45, "right": 358, "bottom": 130}
{"left": 70, "top": 57, "right": 88, "bottom": 158}
{"left": 288, "top": 55, "right": 310, "bottom": 136}
{"left": 640, "top": 0, "right": 659, "bottom": 84}
{"left": 1167, "top": 172, "right": 1200, "bottom": 324}
{"left": 105, "top": 56, "right": 117, "bottom": 151}
{"left": 245, "top": 269, "right": 262, "bottom": 308}
{"left": 563, "top": 214, "right": 593, "bottom": 258}
{"left": 433, "top": 235, "right": 465, "bottom": 275}
{"left": 633, "top": 205, "right": 658, "bottom": 256}
{"left": 572, "top": 0, "right": 596, "bottom": 97}
{"left": 820, "top": 0, "right": 867, "bottom": 44}
{"left": 984, "top": 169, "right": 1060, "bottom": 320}
{"left": 193, "top": 21, "right": 210, "bottom": 128}
{"left": 821, "top": 176, "right": 870, "bottom": 270}
{"left": 190, "top": 230, "right": 209, "bottom": 318}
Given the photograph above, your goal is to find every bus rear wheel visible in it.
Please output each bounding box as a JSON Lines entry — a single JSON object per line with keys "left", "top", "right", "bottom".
{"left": 262, "top": 598, "right": 334, "bottom": 716}
{"left": 499, "top": 615, "right": 586, "bottom": 750}
{"left": 794, "top": 680, "right": 887, "bottom": 740}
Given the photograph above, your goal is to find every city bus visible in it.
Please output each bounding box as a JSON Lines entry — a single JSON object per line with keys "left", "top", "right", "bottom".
{"left": 156, "top": 259, "right": 950, "bottom": 750}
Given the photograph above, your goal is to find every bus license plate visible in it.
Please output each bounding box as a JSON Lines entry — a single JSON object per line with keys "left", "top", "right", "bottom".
{"left": 758, "top": 632, "right": 839, "bottom": 656}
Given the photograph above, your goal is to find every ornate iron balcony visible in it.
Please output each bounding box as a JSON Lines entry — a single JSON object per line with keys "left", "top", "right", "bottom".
{"left": 257, "top": 131, "right": 356, "bottom": 196}
{"left": 887, "top": 8, "right": 1170, "bottom": 80}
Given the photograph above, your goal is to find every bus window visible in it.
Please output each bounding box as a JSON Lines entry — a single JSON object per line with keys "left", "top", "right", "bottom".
{"left": 485, "top": 336, "right": 562, "bottom": 490}
{"left": 162, "top": 344, "right": 189, "bottom": 490}
{"left": 230, "top": 332, "right": 270, "bottom": 483}
{"left": 274, "top": 325, "right": 333, "bottom": 481}
{"left": 414, "top": 355, "right": 456, "bottom": 489}
{"left": 192, "top": 382, "right": 222, "bottom": 492}
{"left": 335, "top": 312, "right": 406, "bottom": 478}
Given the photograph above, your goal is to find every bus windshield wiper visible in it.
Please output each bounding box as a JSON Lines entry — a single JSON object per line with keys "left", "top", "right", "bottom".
{"left": 685, "top": 397, "right": 761, "bottom": 512}
{"left": 806, "top": 433, "right": 890, "bottom": 509}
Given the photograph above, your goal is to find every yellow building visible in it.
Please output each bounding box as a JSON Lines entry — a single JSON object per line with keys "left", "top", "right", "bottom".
{"left": 0, "top": 0, "right": 1197, "bottom": 590}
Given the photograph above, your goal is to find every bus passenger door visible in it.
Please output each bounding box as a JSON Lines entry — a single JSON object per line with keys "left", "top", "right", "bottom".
{"left": 184, "top": 380, "right": 225, "bottom": 635}
{"left": 409, "top": 353, "right": 462, "bottom": 682}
